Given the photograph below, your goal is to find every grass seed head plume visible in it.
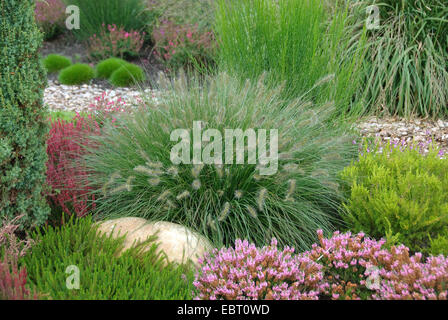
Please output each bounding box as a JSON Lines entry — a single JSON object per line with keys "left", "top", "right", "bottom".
{"left": 83, "top": 72, "right": 357, "bottom": 250}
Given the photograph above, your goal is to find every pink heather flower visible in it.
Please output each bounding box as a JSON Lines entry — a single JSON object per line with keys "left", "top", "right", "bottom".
{"left": 194, "top": 238, "right": 324, "bottom": 300}
{"left": 34, "top": 0, "right": 66, "bottom": 26}
{"left": 195, "top": 230, "right": 448, "bottom": 300}
{"left": 87, "top": 24, "right": 144, "bottom": 60}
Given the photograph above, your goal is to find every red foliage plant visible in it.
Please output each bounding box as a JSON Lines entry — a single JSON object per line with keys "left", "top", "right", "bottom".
{"left": 46, "top": 114, "right": 101, "bottom": 217}
{"left": 0, "top": 215, "right": 37, "bottom": 300}
{"left": 46, "top": 93, "right": 128, "bottom": 217}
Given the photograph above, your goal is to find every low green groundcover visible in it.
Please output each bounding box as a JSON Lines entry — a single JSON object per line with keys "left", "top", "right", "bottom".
{"left": 22, "top": 216, "right": 195, "bottom": 300}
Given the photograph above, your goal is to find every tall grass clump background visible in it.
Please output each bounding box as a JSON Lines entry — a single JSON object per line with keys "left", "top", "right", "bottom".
{"left": 356, "top": 0, "right": 448, "bottom": 117}
{"left": 148, "top": 0, "right": 216, "bottom": 30}
{"left": 63, "top": 0, "right": 156, "bottom": 40}
{"left": 82, "top": 72, "right": 358, "bottom": 251}
{"left": 214, "top": 0, "right": 368, "bottom": 117}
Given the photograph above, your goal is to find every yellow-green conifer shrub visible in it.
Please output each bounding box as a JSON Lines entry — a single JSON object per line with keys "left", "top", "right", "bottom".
{"left": 341, "top": 142, "right": 448, "bottom": 255}
{"left": 0, "top": 0, "right": 50, "bottom": 227}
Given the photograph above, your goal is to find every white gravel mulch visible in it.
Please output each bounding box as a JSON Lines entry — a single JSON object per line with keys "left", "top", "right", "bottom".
{"left": 356, "top": 117, "right": 448, "bottom": 156}
{"left": 44, "top": 81, "right": 448, "bottom": 156}
{"left": 44, "top": 80, "right": 159, "bottom": 113}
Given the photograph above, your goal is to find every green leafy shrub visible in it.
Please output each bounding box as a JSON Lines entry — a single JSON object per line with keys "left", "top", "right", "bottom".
{"left": 58, "top": 63, "right": 95, "bottom": 85}
{"left": 0, "top": 0, "right": 50, "bottom": 227}
{"left": 95, "top": 57, "right": 127, "bottom": 79}
{"left": 83, "top": 72, "right": 358, "bottom": 250}
{"left": 109, "top": 63, "right": 146, "bottom": 87}
{"left": 341, "top": 142, "right": 448, "bottom": 255}
{"left": 63, "top": 0, "right": 156, "bottom": 40}
{"left": 215, "top": 0, "right": 367, "bottom": 116}
{"left": 42, "top": 54, "right": 72, "bottom": 73}
{"left": 22, "top": 216, "right": 196, "bottom": 299}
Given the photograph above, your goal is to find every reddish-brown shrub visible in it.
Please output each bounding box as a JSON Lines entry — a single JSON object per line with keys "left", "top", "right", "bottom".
{"left": 0, "top": 215, "right": 36, "bottom": 300}
{"left": 46, "top": 114, "right": 101, "bottom": 217}
{"left": 46, "top": 93, "right": 128, "bottom": 217}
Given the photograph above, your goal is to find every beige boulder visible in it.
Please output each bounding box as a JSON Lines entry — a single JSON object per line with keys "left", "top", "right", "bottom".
{"left": 96, "top": 217, "right": 148, "bottom": 238}
{"left": 96, "top": 218, "right": 213, "bottom": 266}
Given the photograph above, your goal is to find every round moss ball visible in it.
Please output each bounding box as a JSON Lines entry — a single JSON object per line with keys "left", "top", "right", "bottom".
{"left": 58, "top": 64, "right": 95, "bottom": 85}
{"left": 109, "top": 63, "right": 146, "bottom": 87}
{"left": 43, "top": 54, "right": 72, "bottom": 73}
{"left": 95, "top": 58, "right": 128, "bottom": 79}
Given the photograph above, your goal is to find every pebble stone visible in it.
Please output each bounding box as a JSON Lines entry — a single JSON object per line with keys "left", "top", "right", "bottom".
{"left": 44, "top": 80, "right": 160, "bottom": 113}
{"left": 44, "top": 81, "right": 448, "bottom": 156}
{"left": 355, "top": 116, "right": 448, "bottom": 156}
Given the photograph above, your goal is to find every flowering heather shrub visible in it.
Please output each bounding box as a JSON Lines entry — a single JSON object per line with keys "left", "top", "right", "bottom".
{"left": 152, "top": 20, "right": 215, "bottom": 72}
{"left": 306, "top": 230, "right": 385, "bottom": 300}
{"left": 0, "top": 216, "right": 36, "bottom": 300}
{"left": 88, "top": 24, "right": 145, "bottom": 61}
{"left": 34, "top": 0, "right": 66, "bottom": 40}
{"left": 194, "top": 238, "right": 325, "bottom": 300}
{"left": 46, "top": 93, "right": 127, "bottom": 217}
{"left": 370, "top": 246, "right": 448, "bottom": 300}
{"left": 308, "top": 230, "right": 448, "bottom": 300}
{"left": 341, "top": 139, "right": 448, "bottom": 255}
{"left": 195, "top": 231, "right": 448, "bottom": 300}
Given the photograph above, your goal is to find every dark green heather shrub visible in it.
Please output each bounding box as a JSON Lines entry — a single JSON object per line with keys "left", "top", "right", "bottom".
{"left": 0, "top": 0, "right": 50, "bottom": 227}
{"left": 109, "top": 63, "right": 146, "bottom": 87}
{"left": 341, "top": 142, "right": 448, "bottom": 255}
{"left": 42, "top": 54, "right": 72, "bottom": 73}
{"left": 58, "top": 63, "right": 95, "bottom": 85}
{"left": 84, "top": 72, "right": 358, "bottom": 251}
{"left": 95, "top": 58, "right": 127, "bottom": 79}
{"left": 22, "top": 216, "right": 196, "bottom": 299}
